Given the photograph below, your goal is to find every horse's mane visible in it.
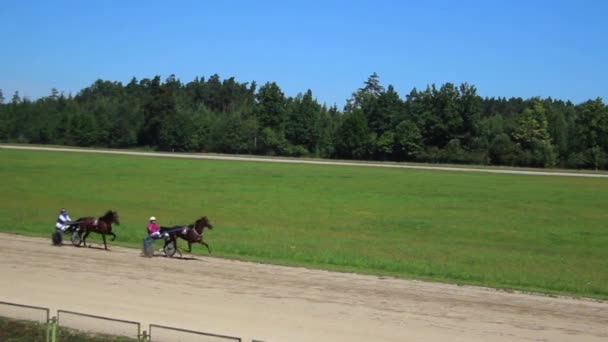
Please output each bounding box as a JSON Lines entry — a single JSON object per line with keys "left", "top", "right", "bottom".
{"left": 101, "top": 210, "right": 114, "bottom": 218}
{"left": 193, "top": 216, "right": 211, "bottom": 233}
{"left": 100, "top": 210, "right": 119, "bottom": 225}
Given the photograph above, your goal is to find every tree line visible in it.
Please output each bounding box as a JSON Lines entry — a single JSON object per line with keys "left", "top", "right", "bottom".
{"left": 1, "top": 73, "right": 607, "bottom": 169}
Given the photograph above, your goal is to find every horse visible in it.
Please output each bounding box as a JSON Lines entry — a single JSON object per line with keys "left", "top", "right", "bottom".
{"left": 72, "top": 210, "right": 120, "bottom": 250}
{"left": 160, "top": 216, "right": 213, "bottom": 256}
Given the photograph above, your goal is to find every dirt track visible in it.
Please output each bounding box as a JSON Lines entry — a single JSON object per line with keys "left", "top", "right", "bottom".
{"left": 1, "top": 233, "right": 607, "bottom": 341}
{"left": 3, "top": 144, "right": 608, "bottom": 178}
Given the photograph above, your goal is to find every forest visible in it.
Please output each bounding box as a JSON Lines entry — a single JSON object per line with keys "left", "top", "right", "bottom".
{"left": 1, "top": 73, "right": 607, "bottom": 169}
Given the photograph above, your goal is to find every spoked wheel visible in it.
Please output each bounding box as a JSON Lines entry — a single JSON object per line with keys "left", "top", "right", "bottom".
{"left": 71, "top": 231, "right": 82, "bottom": 246}
{"left": 163, "top": 241, "right": 177, "bottom": 257}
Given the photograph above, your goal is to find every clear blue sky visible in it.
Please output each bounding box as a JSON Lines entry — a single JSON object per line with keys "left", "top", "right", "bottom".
{"left": 1, "top": 0, "right": 607, "bottom": 106}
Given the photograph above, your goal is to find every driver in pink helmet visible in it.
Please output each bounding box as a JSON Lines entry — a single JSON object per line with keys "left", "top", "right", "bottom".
{"left": 147, "top": 216, "right": 161, "bottom": 239}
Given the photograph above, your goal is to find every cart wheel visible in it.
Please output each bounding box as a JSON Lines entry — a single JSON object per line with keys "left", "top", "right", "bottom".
{"left": 52, "top": 231, "right": 63, "bottom": 245}
{"left": 71, "top": 231, "right": 81, "bottom": 246}
{"left": 164, "top": 241, "right": 176, "bottom": 257}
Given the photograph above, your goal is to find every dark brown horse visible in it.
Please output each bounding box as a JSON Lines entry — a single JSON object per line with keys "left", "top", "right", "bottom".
{"left": 73, "top": 210, "right": 120, "bottom": 250}
{"left": 161, "top": 216, "right": 213, "bottom": 256}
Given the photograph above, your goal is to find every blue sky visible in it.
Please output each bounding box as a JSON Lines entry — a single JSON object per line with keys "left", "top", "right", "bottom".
{"left": 1, "top": 0, "right": 607, "bottom": 106}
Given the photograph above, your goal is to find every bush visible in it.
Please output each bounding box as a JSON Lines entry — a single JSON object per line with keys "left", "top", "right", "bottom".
{"left": 0, "top": 316, "right": 46, "bottom": 342}
{"left": 489, "top": 133, "right": 516, "bottom": 165}
{"left": 567, "top": 152, "right": 587, "bottom": 169}
{"left": 285, "top": 144, "right": 310, "bottom": 157}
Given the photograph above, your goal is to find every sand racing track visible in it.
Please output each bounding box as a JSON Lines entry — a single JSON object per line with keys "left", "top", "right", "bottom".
{"left": 0, "top": 233, "right": 607, "bottom": 341}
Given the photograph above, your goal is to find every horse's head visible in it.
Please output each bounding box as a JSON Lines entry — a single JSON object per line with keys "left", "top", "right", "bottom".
{"left": 112, "top": 211, "right": 120, "bottom": 225}
{"left": 194, "top": 216, "right": 213, "bottom": 232}
{"left": 102, "top": 210, "right": 120, "bottom": 225}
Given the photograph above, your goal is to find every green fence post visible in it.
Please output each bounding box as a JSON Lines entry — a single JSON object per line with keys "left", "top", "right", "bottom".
{"left": 46, "top": 316, "right": 57, "bottom": 342}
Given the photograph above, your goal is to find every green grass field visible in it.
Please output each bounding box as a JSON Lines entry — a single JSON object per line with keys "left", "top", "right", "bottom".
{"left": 1, "top": 148, "right": 607, "bottom": 298}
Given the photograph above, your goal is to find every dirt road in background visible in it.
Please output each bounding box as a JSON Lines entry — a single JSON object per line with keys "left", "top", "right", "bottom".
{"left": 0, "top": 233, "right": 606, "bottom": 341}
{"left": 3, "top": 144, "right": 608, "bottom": 178}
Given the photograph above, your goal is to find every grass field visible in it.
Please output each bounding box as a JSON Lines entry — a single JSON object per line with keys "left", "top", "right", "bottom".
{"left": 1, "top": 148, "right": 607, "bottom": 298}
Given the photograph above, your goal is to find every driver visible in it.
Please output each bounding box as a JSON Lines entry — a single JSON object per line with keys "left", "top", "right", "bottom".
{"left": 147, "top": 216, "right": 168, "bottom": 239}
{"left": 55, "top": 208, "right": 72, "bottom": 232}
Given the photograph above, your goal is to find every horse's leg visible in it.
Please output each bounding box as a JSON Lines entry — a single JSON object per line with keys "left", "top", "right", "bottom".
{"left": 109, "top": 232, "right": 116, "bottom": 241}
{"left": 102, "top": 233, "right": 108, "bottom": 250}
{"left": 82, "top": 231, "right": 90, "bottom": 247}
{"left": 187, "top": 241, "right": 193, "bottom": 253}
{"left": 201, "top": 240, "right": 211, "bottom": 253}
{"left": 175, "top": 236, "right": 183, "bottom": 257}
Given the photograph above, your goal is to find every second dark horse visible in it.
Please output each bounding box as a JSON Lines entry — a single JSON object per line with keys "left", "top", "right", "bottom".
{"left": 160, "top": 216, "right": 213, "bottom": 257}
